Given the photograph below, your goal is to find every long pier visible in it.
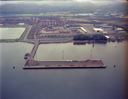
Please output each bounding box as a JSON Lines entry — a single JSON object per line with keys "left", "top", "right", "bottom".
{"left": 24, "top": 59, "right": 106, "bottom": 69}
{"left": 24, "top": 38, "right": 106, "bottom": 69}
{"left": 29, "top": 40, "right": 39, "bottom": 60}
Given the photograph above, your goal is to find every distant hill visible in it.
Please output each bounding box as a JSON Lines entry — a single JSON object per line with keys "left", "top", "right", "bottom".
{"left": 0, "top": 2, "right": 96, "bottom": 14}
{"left": 0, "top": 2, "right": 127, "bottom": 15}
{"left": 96, "top": 2, "right": 128, "bottom": 15}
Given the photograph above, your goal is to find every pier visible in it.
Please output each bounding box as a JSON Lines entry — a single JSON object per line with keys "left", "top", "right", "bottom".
{"left": 24, "top": 59, "right": 106, "bottom": 69}
{"left": 24, "top": 38, "right": 106, "bottom": 69}
{"left": 29, "top": 39, "right": 39, "bottom": 60}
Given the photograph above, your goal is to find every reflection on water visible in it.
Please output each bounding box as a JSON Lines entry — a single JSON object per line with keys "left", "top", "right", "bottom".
{"left": 0, "top": 28, "right": 25, "bottom": 39}
{"left": 1, "top": 42, "right": 127, "bottom": 99}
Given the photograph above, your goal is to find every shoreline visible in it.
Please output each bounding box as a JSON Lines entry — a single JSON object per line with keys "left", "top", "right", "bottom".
{"left": 0, "top": 39, "right": 128, "bottom": 44}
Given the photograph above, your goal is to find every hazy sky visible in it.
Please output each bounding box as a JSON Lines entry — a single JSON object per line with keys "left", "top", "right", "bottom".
{"left": 0, "top": 0, "right": 127, "bottom": 5}
{"left": 0, "top": 0, "right": 127, "bottom": 2}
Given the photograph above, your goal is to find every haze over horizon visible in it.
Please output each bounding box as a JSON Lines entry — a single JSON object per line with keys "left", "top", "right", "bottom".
{"left": 0, "top": 0, "right": 127, "bottom": 15}
{"left": 0, "top": 0, "right": 127, "bottom": 3}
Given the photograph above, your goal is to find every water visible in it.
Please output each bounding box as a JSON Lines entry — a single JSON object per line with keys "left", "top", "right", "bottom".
{"left": 0, "top": 42, "right": 127, "bottom": 99}
{"left": 35, "top": 43, "right": 125, "bottom": 62}
{"left": 0, "top": 28, "right": 25, "bottom": 39}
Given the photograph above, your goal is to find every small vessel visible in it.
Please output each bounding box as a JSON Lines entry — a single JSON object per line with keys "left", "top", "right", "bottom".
{"left": 24, "top": 53, "right": 30, "bottom": 60}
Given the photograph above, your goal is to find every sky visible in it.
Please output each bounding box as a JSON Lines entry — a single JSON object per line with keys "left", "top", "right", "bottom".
{"left": 0, "top": 0, "right": 127, "bottom": 2}
{"left": 0, "top": 0, "right": 127, "bottom": 5}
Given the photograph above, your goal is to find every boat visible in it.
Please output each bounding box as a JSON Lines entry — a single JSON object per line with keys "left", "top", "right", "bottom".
{"left": 24, "top": 53, "right": 30, "bottom": 60}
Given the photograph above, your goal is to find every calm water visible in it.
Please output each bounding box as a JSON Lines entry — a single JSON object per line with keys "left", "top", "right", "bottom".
{"left": 0, "top": 28, "right": 25, "bottom": 39}
{"left": 0, "top": 42, "right": 127, "bottom": 99}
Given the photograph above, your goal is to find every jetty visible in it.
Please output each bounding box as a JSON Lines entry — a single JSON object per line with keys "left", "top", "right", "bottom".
{"left": 24, "top": 59, "right": 106, "bottom": 69}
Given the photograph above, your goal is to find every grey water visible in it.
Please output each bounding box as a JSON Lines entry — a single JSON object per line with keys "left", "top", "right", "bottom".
{"left": 0, "top": 28, "right": 25, "bottom": 39}
{"left": 0, "top": 42, "right": 127, "bottom": 99}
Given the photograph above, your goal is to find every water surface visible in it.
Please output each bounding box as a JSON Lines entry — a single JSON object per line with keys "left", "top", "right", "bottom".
{"left": 1, "top": 42, "right": 127, "bottom": 99}
{"left": 0, "top": 28, "right": 25, "bottom": 39}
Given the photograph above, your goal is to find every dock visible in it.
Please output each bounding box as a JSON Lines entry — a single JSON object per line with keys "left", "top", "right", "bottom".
{"left": 23, "top": 59, "right": 106, "bottom": 69}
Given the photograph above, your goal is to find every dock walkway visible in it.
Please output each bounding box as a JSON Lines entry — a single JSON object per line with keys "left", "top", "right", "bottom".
{"left": 29, "top": 39, "right": 39, "bottom": 60}
{"left": 24, "top": 60, "right": 106, "bottom": 69}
